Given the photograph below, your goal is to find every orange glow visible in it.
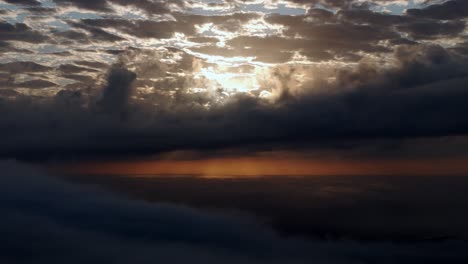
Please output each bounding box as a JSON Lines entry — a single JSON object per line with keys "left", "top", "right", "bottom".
{"left": 54, "top": 156, "right": 468, "bottom": 178}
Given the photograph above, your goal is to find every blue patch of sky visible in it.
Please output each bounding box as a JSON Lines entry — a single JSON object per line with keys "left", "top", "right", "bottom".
{"left": 61, "top": 11, "right": 102, "bottom": 20}
{"left": 0, "top": 9, "right": 27, "bottom": 24}
{"left": 37, "top": 44, "right": 68, "bottom": 54}
{"left": 373, "top": 0, "right": 423, "bottom": 14}
{"left": 188, "top": 0, "right": 306, "bottom": 16}
{"left": 47, "top": 19, "right": 71, "bottom": 31}
{"left": 121, "top": 12, "right": 145, "bottom": 20}
{"left": 0, "top": 2, "right": 18, "bottom": 11}
{"left": 39, "top": 0, "right": 56, "bottom": 8}
{"left": 245, "top": 3, "right": 306, "bottom": 15}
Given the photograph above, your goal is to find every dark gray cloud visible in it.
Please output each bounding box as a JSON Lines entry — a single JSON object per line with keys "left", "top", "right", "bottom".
{"left": 276, "top": 0, "right": 417, "bottom": 9}
{"left": 96, "top": 65, "right": 136, "bottom": 114}
{"left": 397, "top": 20, "right": 466, "bottom": 40}
{"left": 23, "top": 6, "right": 57, "bottom": 14}
{"left": 53, "top": 29, "right": 91, "bottom": 43}
{"left": 73, "top": 60, "right": 108, "bottom": 69}
{"left": 3, "top": 0, "right": 41, "bottom": 6}
{"left": 66, "top": 21, "right": 127, "bottom": 42}
{"left": 0, "top": 44, "right": 468, "bottom": 161}
{"left": 0, "top": 21, "right": 49, "bottom": 43}
{"left": 58, "top": 63, "right": 100, "bottom": 74}
{"left": 52, "top": 0, "right": 182, "bottom": 14}
{"left": 62, "top": 169, "right": 468, "bottom": 241}
{"left": 453, "top": 41, "right": 468, "bottom": 56}
{"left": 61, "top": 73, "right": 95, "bottom": 83}
{"left": 406, "top": 0, "right": 468, "bottom": 20}
{"left": 1, "top": 160, "right": 468, "bottom": 264}
{"left": 337, "top": 7, "right": 466, "bottom": 41}
{"left": 0, "top": 88, "right": 18, "bottom": 96}
{"left": 14, "top": 79, "right": 58, "bottom": 89}
{"left": 71, "top": 13, "right": 260, "bottom": 40}
{"left": 0, "top": 61, "right": 52, "bottom": 74}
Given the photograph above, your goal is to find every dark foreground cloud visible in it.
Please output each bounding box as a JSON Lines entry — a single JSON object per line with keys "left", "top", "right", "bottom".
{"left": 1, "top": 160, "right": 468, "bottom": 264}
{"left": 63, "top": 172, "right": 468, "bottom": 241}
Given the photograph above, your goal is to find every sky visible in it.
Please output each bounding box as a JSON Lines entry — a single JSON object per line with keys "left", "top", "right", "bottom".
{"left": 1, "top": 1, "right": 468, "bottom": 263}
{"left": 0, "top": 0, "right": 468, "bottom": 175}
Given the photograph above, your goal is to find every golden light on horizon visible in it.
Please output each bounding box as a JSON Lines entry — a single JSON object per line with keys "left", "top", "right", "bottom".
{"left": 54, "top": 156, "right": 468, "bottom": 178}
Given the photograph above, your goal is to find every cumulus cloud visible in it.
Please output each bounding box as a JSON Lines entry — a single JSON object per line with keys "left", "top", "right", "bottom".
{"left": 1, "top": 160, "right": 468, "bottom": 264}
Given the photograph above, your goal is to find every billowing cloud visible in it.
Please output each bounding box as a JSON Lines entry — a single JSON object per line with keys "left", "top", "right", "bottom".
{"left": 1, "top": 43, "right": 468, "bottom": 161}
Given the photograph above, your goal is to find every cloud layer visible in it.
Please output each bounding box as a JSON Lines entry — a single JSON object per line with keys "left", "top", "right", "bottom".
{"left": 1, "top": 160, "right": 468, "bottom": 264}
{"left": 0, "top": 0, "right": 467, "bottom": 160}
{"left": 1, "top": 44, "right": 468, "bottom": 160}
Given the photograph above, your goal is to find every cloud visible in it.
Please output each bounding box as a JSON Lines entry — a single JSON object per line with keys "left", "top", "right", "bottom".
{"left": 0, "top": 0, "right": 467, "bottom": 161}
{"left": 0, "top": 21, "right": 48, "bottom": 43}
{"left": 70, "top": 12, "right": 261, "bottom": 40}
{"left": 66, "top": 20, "right": 127, "bottom": 42}
{"left": 3, "top": 0, "right": 41, "bottom": 6}
{"left": 14, "top": 79, "right": 58, "bottom": 89}
{"left": 1, "top": 43, "right": 468, "bottom": 161}
{"left": 1, "top": 160, "right": 468, "bottom": 264}
{"left": 63, "top": 166, "right": 468, "bottom": 240}
{"left": 52, "top": 0, "right": 180, "bottom": 14}
{"left": 406, "top": 0, "right": 468, "bottom": 20}
{"left": 397, "top": 20, "right": 466, "bottom": 40}
{"left": 96, "top": 65, "right": 136, "bottom": 114}
{"left": 0, "top": 61, "right": 52, "bottom": 74}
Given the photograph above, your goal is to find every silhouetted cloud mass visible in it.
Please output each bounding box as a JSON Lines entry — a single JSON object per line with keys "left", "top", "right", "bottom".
{"left": 1, "top": 161, "right": 468, "bottom": 264}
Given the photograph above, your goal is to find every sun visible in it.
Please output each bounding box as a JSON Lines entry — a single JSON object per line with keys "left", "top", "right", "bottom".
{"left": 188, "top": 53, "right": 276, "bottom": 100}
{"left": 200, "top": 66, "right": 259, "bottom": 92}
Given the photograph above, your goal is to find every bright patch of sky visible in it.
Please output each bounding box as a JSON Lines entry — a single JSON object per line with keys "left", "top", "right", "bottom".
{"left": 242, "top": 3, "right": 306, "bottom": 15}
{"left": 188, "top": 0, "right": 306, "bottom": 16}
{"left": 374, "top": 0, "right": 423, "bottom": 14}
{"left": 0, "top": 2, "right": 16, "bottom": 10}
{"left": 61, "top": 11, "right": 102, "bottom": 20}
{"left": 47, "top": 19, "right": 71, "bottom": 31}
{"left": 39, "top": 0, "right": 56, "bottom": 8}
